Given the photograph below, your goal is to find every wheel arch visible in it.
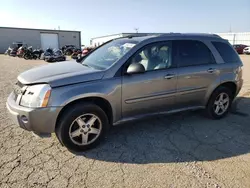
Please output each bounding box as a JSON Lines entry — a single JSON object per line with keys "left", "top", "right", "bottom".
{"left": 205, "top": 81, "right": 237, "bottom": 106}
{"left": 55, "top": 96, "right": 114, "bottom": 131}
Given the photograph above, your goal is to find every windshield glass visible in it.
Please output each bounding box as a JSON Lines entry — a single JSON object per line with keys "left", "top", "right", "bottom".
{"left": 82, "top": 38, "right": 139, "bottom": 70}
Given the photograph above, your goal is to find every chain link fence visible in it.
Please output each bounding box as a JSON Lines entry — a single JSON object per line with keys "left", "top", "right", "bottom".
{"left": 216, "top": 32, "right": 250, "bottom": 46}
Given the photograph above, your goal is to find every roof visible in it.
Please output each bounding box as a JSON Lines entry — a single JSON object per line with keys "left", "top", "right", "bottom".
{"left": 0, "top": 26, "right": 81, "bottom": 33}
{"left": 91, "top": 32, "right": 222, "bottom": 40}
{"left": 91, "top": 33, "right": 166, "bottom": 40}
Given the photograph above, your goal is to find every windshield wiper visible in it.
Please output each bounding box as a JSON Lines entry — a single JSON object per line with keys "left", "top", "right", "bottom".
{"left": 82, "top": 63, "right": 92, "bottom": 68}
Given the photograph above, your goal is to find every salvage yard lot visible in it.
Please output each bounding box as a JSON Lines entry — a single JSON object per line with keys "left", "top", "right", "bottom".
{"left": 1, "top": 55, "right": 250, "bottom": 188}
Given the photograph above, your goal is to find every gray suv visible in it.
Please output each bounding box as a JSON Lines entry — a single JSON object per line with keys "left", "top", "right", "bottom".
{"left": 6, "top": 33, "right": 243, "bottom": 151}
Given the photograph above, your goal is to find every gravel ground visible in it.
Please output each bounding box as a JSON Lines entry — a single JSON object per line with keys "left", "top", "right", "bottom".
{"left": 1, "top": 55, "right": 250, "bottom": 188}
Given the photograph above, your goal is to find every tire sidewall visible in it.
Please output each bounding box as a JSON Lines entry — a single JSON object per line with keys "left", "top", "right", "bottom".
{"left": 206, "top": 87, "right": 233, "bottom": 119}
{"left": 24, "top": 54, "right": 29, "bottom": 60}
{"left": 56, "top": 103, "right": 109, "bottom": 152}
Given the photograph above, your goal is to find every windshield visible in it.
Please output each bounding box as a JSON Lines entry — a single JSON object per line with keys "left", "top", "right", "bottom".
{"left": 82, "top": 38, "right": 139, "bottom": 70}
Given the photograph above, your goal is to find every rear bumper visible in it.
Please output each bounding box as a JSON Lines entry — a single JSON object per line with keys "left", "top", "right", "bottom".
{"left": 6, "top": 92, "right": 62, "bottom": 134}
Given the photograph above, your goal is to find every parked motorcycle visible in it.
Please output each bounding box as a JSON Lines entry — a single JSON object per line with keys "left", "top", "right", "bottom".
{"left": 9, "top": 47, "right": 18, "bottom": 57}
{"left": 34, "top": 48, "right": 44, "bottom": 59}
{"left": 74, "top": 46, "right": 95, "bottom": 60}
{"left": 71, "top": 48, "right": 82, "bottom": 59}
{"left": 24, "top": 46, "right": 44, "bottom": 60}
{"left": 8, "top": 42, "right": 27, "bottom": 57}
{"left": 62, "top": 45, "right": 76, "bottom": 55}
{"left": 4, "top": 49, "right": 11, "bottom": 55}
{"left": 17, "top": 46, "right": 28, "bottom": 58}
{"left": 40, "top": 48, "right": 53, "bottom": 60}
{"left": 44, "top": 49, "right": 66, "bottom": 62}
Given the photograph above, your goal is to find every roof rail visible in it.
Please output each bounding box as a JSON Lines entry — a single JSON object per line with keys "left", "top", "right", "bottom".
{"left": 211, "top": 34, "right": 221, "bottom": 38}
{"left": 159, "top": 33, "right": 222, "bottom": 38}
{"left": 159, "top": 33, "right": 181, "bottom": 37}
{"left": 126, "top": 33, "right": 157, "bottom": 38}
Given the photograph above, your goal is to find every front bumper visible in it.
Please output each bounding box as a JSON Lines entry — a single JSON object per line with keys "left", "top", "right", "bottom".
{"left": 6, "top": 92, "right": 62, "bottom": 134}
{"left": 236, "top": 79, "right": 243, "bottom": 96}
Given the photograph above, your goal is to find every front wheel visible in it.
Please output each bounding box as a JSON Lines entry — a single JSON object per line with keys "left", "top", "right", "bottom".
{"left": 55, "top": 103, "right": 109, "bottom": 152}
{"left": 24, "top": 54, "right": 30, "bottom": 60}
{"left": 205, "top": 86, "right": 233, "bottom": 119}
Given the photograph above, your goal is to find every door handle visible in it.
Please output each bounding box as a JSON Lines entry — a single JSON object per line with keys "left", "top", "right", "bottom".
{"left": 164, "top": 74, "right": 175, "bottom": 79}
{"left": 207, "top": 68, "right": 215, "bottom": 73}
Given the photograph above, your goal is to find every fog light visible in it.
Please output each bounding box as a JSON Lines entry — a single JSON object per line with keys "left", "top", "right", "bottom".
{"left": 20, "top": 115, "right": 28, "bottom": 123}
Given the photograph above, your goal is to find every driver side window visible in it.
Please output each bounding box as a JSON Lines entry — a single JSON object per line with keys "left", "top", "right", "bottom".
{"left": 128, "top": 42, "right": 172, "bottom": 72}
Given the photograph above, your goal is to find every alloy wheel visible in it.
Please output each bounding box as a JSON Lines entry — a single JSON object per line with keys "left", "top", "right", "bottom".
{"left": 213, "top": 92, "right": 230, "bottom": 116}
{"left": 69, "top": 113, "right": 102, "bottom": 146}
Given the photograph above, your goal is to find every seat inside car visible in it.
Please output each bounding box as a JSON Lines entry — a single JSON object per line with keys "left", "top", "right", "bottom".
{"left": 139, "top": 48, "right": 161, "bottom": 71}
{"left": 154, "top": 46, "right": 171, "bottom": 69}
{"left": 139, "top": 50, "right": 149, "bottom": 70}
{"left": 135, "top": 45, "right": 171, "bottom": 71}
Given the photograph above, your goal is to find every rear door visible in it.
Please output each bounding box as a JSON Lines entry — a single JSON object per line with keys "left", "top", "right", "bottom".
{"left": 174, "top": 40, "right": 221, "bottom": 108}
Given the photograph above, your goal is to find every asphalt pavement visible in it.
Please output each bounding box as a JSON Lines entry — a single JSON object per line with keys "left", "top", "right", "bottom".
{"left": 1, "top": 55, "right": 250, "bottom": 188}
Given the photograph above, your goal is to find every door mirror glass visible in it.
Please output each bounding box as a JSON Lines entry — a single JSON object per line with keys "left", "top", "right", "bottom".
{"left": 126, "top": 63, "right": 145, "bottom": 74}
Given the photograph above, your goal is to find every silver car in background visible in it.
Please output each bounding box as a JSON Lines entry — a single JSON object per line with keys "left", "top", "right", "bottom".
{"left": 6, "top": 33, "right": 243, "bottom": 152}
{"left": 243, "top": 46, "right": 250, "bottom": 54}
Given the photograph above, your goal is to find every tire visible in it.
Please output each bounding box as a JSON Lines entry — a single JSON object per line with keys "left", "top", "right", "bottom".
{"left": 66, "top": 50, "right": 73, "bottom": 56}
{"left": 205, "top": 86, "right": 233, "bottom": 119}
{"left": 24, "top": 54, "right": 29, "bottom": 60}
{"left": 55, "top": 103, "right": 110, "bottom": 152}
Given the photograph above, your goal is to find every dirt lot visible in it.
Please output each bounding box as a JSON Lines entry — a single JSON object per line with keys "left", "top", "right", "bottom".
{"left": 1, "top": 55, "right": 250, "bottom": 188}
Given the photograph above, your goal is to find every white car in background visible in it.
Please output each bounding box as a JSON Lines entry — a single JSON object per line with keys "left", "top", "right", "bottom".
{"left": 243, "top": 46, "right": 250, "bottom": 54}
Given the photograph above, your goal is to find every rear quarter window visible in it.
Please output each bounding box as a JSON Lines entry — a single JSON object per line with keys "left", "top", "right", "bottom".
{"left": 212, "top": 42, "right": 240, "bottom": 63}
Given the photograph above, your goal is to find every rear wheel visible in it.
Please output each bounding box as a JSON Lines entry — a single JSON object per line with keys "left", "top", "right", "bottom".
{"left": 55, "top": 103, "right": 109, "bottom": 152}
{"left": 66, "top": 50, "right": 72, "bottom": 56}
{"left": 205, "top": 86, "right": 233, "bottom": 119}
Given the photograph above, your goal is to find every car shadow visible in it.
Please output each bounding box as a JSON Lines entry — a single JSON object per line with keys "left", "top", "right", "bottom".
{"left": 75, "top": 96, "right": 250, "bottom": 164}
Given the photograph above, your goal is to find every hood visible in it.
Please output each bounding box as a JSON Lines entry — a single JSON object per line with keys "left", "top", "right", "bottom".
{"left": 18, "top": 60, "right": 105, "bottom": 87}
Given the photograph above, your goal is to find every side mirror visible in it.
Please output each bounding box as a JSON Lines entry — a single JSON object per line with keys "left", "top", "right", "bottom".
{"left": 126, "top": 63, "right": 145, "bottom": 74}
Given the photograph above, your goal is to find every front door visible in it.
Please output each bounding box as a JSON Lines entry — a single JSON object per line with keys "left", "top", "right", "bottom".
{"left": 121, "top": 41, "right": 177, "bottom": 118}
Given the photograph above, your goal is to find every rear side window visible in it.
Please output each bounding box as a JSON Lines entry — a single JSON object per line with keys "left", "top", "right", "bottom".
{"left": 175, "top": 40, "right": 215, "bottom": 67}
{"left": 212, "top": 42, "right": 240, "bottom": 63}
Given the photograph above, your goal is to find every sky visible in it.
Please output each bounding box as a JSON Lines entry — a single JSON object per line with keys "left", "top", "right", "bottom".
{"left": 0, "top": 0, "right": 250, "bottom": 45}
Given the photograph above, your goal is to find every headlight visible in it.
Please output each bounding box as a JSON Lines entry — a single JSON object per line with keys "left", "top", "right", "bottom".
{"left": 20, "top": 84, "right": 51, "bottom": 108}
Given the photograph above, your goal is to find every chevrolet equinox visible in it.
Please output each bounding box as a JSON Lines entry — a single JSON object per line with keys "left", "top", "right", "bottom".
{"left": 6, "top": 33, "right": 243, "bottom": 151}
